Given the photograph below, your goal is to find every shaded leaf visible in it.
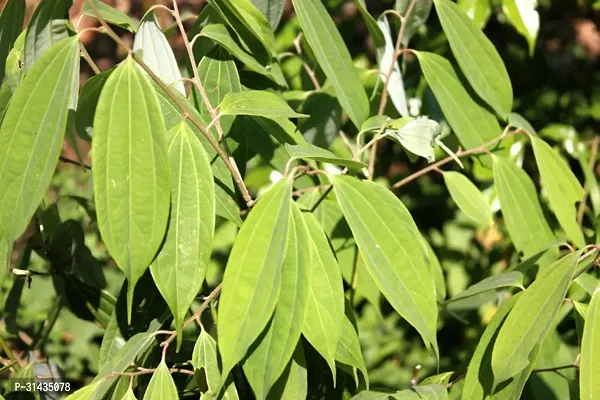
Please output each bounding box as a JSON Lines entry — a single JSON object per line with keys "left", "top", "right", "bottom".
{"left": 83, "top": 0, "right": 138, "bottom": 32}
{"left": 354, "top": 0, "right": 384, "bottom": 48}
{"left": 92, "top": 56, "right": 171, "bottom": 319}
{"left": 531, "top": 137, "right": 585, "bottom": 248}
{"left": 243, "top": 202, "right": 310, "bottom": 399}
{"left": 434, "top": 0, "right": 512, "bottom": 118}
{"left": 331, "top": 175, "right": 439, "bottom": 358}
{"left": 0, "top": 36, "right": 79, "bottom": 241}
{"left": 143, "top": 361, "right": 178, "bottom": 400}
{"left": 150, "top": 122, "right": 215, "bottom": 349}
{"left": 502, "top": 0, "right": 539, "bottom": 55}
{"left": 422, "top": 237, "right": 446, "bottom": 302}
{"left": 98, "top": 312, "right": 125, "bottom": 371}
{"left": 23, "top": 0, "right": 70, "bottom": 72}
{"left": 121, "top": 388, "right": 137, "bottom": 400}
{"left": 285, "top": 143, "right": 366, "bottom": 170}
{"left": 218, "top": 179, "right": 292, "bottom": 378}
{"left": 492, "top": 155, "right": 556, "bottom": 258}
{"left": 443, "top": 171, "right": 492, "bottom": 226}
{"left": 443, "top": 272, "right": 523, "bottom": 306}
{"left": 75, "top": 69, "right": 113, "bottom": 141}
{"left": 415, "top": 51, "right": 500, "bottom": 153}
{"left": 0, "top": 0, "right": 25, "bottom": 81}
{"left": 250, "top": 0, "right": 285, "bottom": 29}
{"left": 133, "top": 11, "right": 185, "bottom": 95}
{"left": 299, "top": 92, "right": 342, "bottom": 149}
{"left": 219, "top": 90, "right": 307, "bottom": 119}
{"left": 335, "top": 313, "right": 368, "bottom": 388}
{"left": 395, "top": 0, "right": 433, "bottom": 46}
{"left": 292, "top": 0, "right": 369, "bottom": 128}
{"left": 580, "top": 286, "right": 600, "bottom": 399}
{"left": 267, "top": 343, "right": 308, "bottom": 400}
{"left": 491, "top": 251, "right": 580, "bottom": 384}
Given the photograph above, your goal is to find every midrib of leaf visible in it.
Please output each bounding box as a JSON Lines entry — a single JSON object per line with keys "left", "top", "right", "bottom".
{"left": 421, "top": 56, "right": 496, "bottom": 145}
{"left": 495, "top": 160, "right": 546, "bottom": 255}
{"left": 335, "top": 180, "right": 433, "bottom": 340}
{"left": 174, "top": 132, "right": 185, "bottom": 315}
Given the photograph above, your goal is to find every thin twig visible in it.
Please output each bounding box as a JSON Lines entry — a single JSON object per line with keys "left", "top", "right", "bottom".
{"left": 392, "top": 129, "right": 523, "bottom": 189}
{"left": 59, "top": 156, "right": 91, "bottom": 170}
{"left": 85, "top": 0, "right": 254, "bottom": 208}
{"left": 533, "top": 364, "right": 578, "bottom": 373}
{"left": 577, "top": 135, "right": 599, "bottom": 228}
{"left": 293, "top": 33, "right": 321, "bottom": 90}
{"left": 80, "top": 43, "right": 101, "bottom": 74}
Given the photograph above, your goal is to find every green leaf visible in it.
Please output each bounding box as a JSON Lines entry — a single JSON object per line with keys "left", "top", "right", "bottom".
{"left": 98, "top": 312, "right": 124, "bottom": 371}
{"left": 415, "top": 51, "right": 501, "bottom": 153}
{"left": 219, "top": 90, "right": 307, "bottom": 119}
{"left": 443, "top": 272, "right": 523, "bottom": 306}
{"left": 75, "top": 68, "right": 113, "bottom": 142}
{"left": 581, "top": 286, "right": 600, "bottom": 399}
{"left": 377, "top": 16, "right": 408, "bottom": 117}
{"left": 92, "top": 56, "right": 171, "bottom": 320}
{"left": 218, "top": 179, "right": 292, "bottom": 378}
{"left": 2, "top": 30, "right": 25, "bottom": 94}
{"left": 575, "top": 273, "right": 600, "bottom": 295}
{"left": 331, "top": 175, "right": 439, "bottom": 358}
{"left": 122, "top": 388, "right": 138, "bottom": 400}
{"left": 243, "top": 202, "right": 310, "bottom": 399}
{"left": 395, "top": 0, "right": 433, "bottom": 46}
{"left": 422, "top": 237, "right": 446, "bottom": 302}
{"left": 0, "top": 36, "right": 80, "bottom": 241}
{"left": 301, "top": 211, "right": 345, "bottom": 381}
{"left": 420, "top": 372, "right": 454, "bottom": 386}
{"left": 267, "top": 343, "right": 308, "bottom": 400}
{"left": 192, "top": 327, "right": 220, "bottom": 393}
{"left": 150, "top": 122, "right": 215, "bottom": 350}
{"left": 350, "top": 391, "right": 396, "bottom": 400}
{"left": 335, "top": 313, "right": 369, "bottom": 388}
{"left": 491, "top": 251, "right": 580, "bottom": 384}
{"left": 133, "top": 11, "right": 185, "bottom": 95}
{"left": 198, "top": 24, "right": 282, "bottom": 85}
{"left": 531, "top": 137, "right": 585, "bottom": 248}
{"left": 285, "top": 143, "right": 366, "bottom": 170}
{"left": 409, "top": 384, "right": 448, "bottom": 399}
{"left": 434, "top": 0, "right": 512, "bottom": 119}
{"left": 23, "top": 0, "right": 70, "bottom": 72}
{"left": 250, "top": 0, "right": 285, "bottom": 29}
{"left": 83, "top": 0, "right": 138, "bottom": 32}
{"left": 292, "top": 0, "right": 369, "bottom": 128}
{"left": 0, "top": 232, "right": 10, "bottom": 286}
{"left": 143, "top": 361, "right": 178, "bottom": 400}
{"left": 387, "top": 117, "right": 441, "bottom": 163}
{"left": 502, "top": 0, "right": 539, "bottom": 56}
{"left": 154, "top": 83, "right": 242, "bottom": 226}
{"left": 457, "top": 0, "right": 491, "bottom": 29}
{"left": 298, "top": 92, "right": 342, "bottom": 149}
{"left": 442, "top": 171, "right": 492, "bottom": 226}
{"left": 65, "top": 381, "right": 103, "bottom": 400}
{"left": 492, "top": 155, "right": 557, "bottom": 258}
{"left": 0, "top": 0, "right": 25, "bottom": 81}
{"left": 461, "top": 293, "right": 521, "bottom": 400}
{"left": 508, "top": 112, "right": 537, "bottom": 135}
{"left": 354, "top": 0, "right": 384, "bottom": 48}
{"left": 207, "top": 0, "right": 274, "bottom": 62}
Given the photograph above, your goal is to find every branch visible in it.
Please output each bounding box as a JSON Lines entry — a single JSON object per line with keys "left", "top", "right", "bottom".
{"left": 59, "top": 156, "right": 91, "bottom": 170}
{"left": 392, "top": 128, "right": 524, "bottom": 189}
{"left": 84, "top": 0, "right": 254, "bottom": 208}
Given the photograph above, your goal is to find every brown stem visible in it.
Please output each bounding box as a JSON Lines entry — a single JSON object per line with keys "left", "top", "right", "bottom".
{"left": 293, "top": 33, "right": 321, "bottom": 90}
{"left": 80, "top": 43, "right": 101, "bottom": 75}
{"left": 392, "top": 129, "right": 523, "bottom": 189}
{"left": 85, "top": 0, "right": 254, "bottom": 208}
{"left": 577, "top": 135, "right": 599, "bottom": 228}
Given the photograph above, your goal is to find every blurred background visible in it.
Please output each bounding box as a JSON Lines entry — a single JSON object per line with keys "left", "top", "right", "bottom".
{"left": 0, "top": 0, "right": 599, "bottom": 398}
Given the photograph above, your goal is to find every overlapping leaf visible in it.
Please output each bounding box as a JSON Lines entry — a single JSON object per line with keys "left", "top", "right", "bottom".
{"left": 267, "top": 344, "right": 308, "bottom": 400}
{"left": 502, "top": 0, "right": 539, "bottom": 55}
{"left": 442, "top": 271, "right": 523, "bottom": 307}
{"left": 75, "top": 69, "right": 113, "bottom": 141}
{"left": 83, "top": 0, "right": 138, "bottom": 32}
{"left": 250, "top": 0, "right": 285, "bottom": 29}
{"left": 434, "top": 0, "right": 513, "bottom": 118}
{"left": 218, "top": 179, "right": 292, "bottom": 378}
{"left": 0, "top": 36, "right": 79, "bottom": 242}
{"left": 285, "top": 143, "right": 366, "bottom": 170}
{"left": 531, "top": 137, "right": 585, "bottom": 248}
{"left": 335, "top": 313, "right": 369, "bottom": 388}
{"left": 377, "top": 16, "right": 408, "bottom": 117}
{"left": 0, "top": 0, "right": 25, "bottom": 81}
{"left": 219, "top": 90, "right": 307, "bottom": 119}
{"left": 581, "top": 286, "right": 600, "bottom": 399}
{"left": 443, "top": 171, "right": 492, "bottom": 226}
{"left": 92, "top": 56, "right": 171, "bottom": 319}
{"left": 243, "top": 203, "right": 310, "bottom": 399}
{"left": 143, "top": 361, "right": 178, "bottom": 400}
{"left": 331, "top": 175, "right": 439, "bottom": 358}
{"left": 150, "top": 122, "right": 215, "bottom": 349}
{"left": 292, "top": 0, "right": 369, "bottom": 128}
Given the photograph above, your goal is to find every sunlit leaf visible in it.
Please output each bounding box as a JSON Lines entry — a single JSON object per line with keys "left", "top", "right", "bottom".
{"left": 292, "top": 0, "right": 369, "bottom": 128}
{"left": 92, "top": 56, "right": 171, "bottom": 319}
{"left": 457, "top": 0, "right": 491, "bottom": 29}
{"left": 443, "top": 272, "right": 523, "bottom": 306}
{"left": 243, "top": 203, "right": 310, "bottom": 399}
{"left": 502, "top": 0, "right": 539, "bottom": 56}
{"left": 143, "top": 361, "right": 178, "bottom": 400}
{"left": 133, "top": 11, "right": 185, "bottom": 95}
{"left": 492, "top": 155, "right": 557, "bottom": 259}
{"left": 285, "top": 143, "right": 366, "bottom": 170}
{"left": 434, "top": 0, "right": 513, "bottom": 118}
{"left": 150, "top": 122, "right": 215, "bottom": 349}
{"left": 65, "top": 381, "right": 102, "bottom": 400}
{"left": 219, "top": 90, "right": 307, "bottom": 119}
{"left": 98, "top": 312, "right": 124, "bottom": 371}
{"left": 415, "top": 51, "right": 500, "bottom": 154}
{"left": 491, "top": 251, "right": 580, "bottom": 384}
{"left": 301, "top": 211, "right": 345, "bottom": 381}
{"left": 0, "top": 0, "right": 25, "bottom": 81}
{"left": 0, "top": 36, "right": 79, "bottom": 241}
{"left": 218, "top": 179, "right": 292, "bottom": 378}
{"left": 422, "top": 237, "right": 446, "bottom": 302}
{"left": 508, "top": 112, "right": 537, "bottom": 135}
{"left": 531, "top": 137, "right": 585, "bottom": 248}
{"left": 331, "top": 175, "right": 439, "bottom": 358}
{"left": 443, "top": 171, "right": 492, "bottom": 226}
{"left": 23, "top": 0, "right": 70, "bottom": 72}
{"left": 83, "top": 0, "right": 138, "bottom": 32}
{"left": 335, "top": 313, "right": 369, "bottom": 388}
{"left": 267, "top": 344, "right": 308, "bottom": 400}
{"left": 122, "top": 388, "right": 138, "bottom": 400}
{"left": 581, "top": 286, "right": 600, "bottom": 399}
{"left": 377, "top": 16, "right": 408, "bottom": 117}
{"left": 387, "top": 116, "right": 441, "bottom": 163}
